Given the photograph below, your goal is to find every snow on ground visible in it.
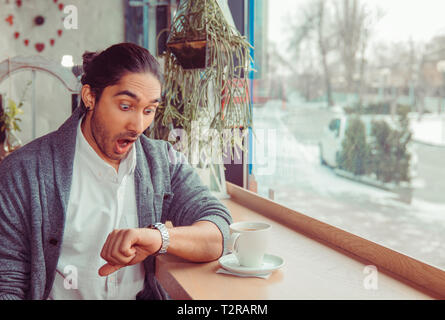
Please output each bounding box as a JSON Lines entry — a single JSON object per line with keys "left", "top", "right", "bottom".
{"left": 410, "top": 114, "right": 445, "bottom": 147}
{"left": 252, "top": 100, "right": 445, "bottom": 269}
{"left": 253, "top": 101, "right": 395, "bottom": 201}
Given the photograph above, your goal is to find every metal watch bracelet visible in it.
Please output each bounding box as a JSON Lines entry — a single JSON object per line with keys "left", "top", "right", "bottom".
{"left": 149, "top": 222, "right": 169, "bottom": 254}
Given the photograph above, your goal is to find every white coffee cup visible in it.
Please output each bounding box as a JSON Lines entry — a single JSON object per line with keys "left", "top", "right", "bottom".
{"left": 229, "top": 221, "right": 271, "bottom": 268}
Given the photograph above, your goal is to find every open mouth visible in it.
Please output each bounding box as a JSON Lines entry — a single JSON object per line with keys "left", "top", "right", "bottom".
{"left": 115, "top": 138, "right": 137, "bottom": 155}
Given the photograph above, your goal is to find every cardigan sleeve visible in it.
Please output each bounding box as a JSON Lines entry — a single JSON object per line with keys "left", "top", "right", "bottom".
{"left": 163, "top": 143, "right": 233, "bottom": 256}
{"left": 0, "top": 156, "right": 31, "bottom": 300}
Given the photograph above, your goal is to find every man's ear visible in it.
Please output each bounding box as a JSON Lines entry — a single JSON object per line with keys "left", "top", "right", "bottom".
{"left": 81, "top": 84, "right": 96, "bottom": 110}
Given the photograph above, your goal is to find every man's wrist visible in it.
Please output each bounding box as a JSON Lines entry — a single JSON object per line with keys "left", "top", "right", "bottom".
{"left": 147, "top": 223, "right": 170, "bottom": 254}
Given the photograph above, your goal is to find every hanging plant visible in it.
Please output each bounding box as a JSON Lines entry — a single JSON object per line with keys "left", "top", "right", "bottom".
{"left": 149, "top": 0, "right": 253, "bottom": 168}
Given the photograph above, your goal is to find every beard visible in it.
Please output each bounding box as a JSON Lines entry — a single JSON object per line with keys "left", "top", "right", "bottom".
{"left": 90, "top": 109, "right": 137, "bottom": 161}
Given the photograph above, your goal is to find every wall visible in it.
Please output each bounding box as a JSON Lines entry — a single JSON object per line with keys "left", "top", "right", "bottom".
{"left": 0, "top": 0, "right": 125, "bottom": 144}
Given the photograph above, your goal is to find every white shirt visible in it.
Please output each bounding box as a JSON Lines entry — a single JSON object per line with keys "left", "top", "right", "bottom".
{"left": 48, "top": 117, "right": 145, "bottom": 300}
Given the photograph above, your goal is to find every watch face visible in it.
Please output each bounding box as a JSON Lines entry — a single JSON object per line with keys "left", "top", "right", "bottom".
{"left": 4, "top": 0, "right": 65, "bottom": 52}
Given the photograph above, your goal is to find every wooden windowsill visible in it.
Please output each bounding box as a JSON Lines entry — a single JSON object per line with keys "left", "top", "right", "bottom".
{"left": 155, "top": 182, "right": 443, "bottom": 299}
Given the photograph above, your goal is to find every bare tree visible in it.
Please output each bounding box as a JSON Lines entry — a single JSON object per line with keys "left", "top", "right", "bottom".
{"left": 369, "top": 38, "right": 427, "bottom": 116}
{"left": 288, "top": 0, "right": 383, "bottom": 105}
{"left": 288, "top": 0, "right": 335, "bottom": 106}
{"left": 356, "top": 5, "right": 384, "bottom": 106}
{"left": 316, "top": 0, "right": 334, "bottom": 106}
{"left": 333, "top": 0, "right": 375, "bottom": 93}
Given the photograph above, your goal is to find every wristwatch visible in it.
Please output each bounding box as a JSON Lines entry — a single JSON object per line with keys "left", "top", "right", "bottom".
{"left": 148, "top": 222, "right": 170, "bottom": 254}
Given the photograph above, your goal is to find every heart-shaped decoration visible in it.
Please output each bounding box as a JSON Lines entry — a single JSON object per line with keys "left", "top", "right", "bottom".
{"left": 35, "top": 43, "right": 45, "bottom": 53}
{"left": 50, "top": 39, "right": 55, "bottom": 46}
{"left": 14, "top": 32, "right": 20, "bottom": 39}
{"left": 5, "top": 15, "right": 14, "bottom": 26}
{"left": 53, "top": 0, "right": 58, "bottom": 2}
{"left": 58, "top": 3, "right": 64, "bottom": 11}
{"left": 57, "top": 29, "right": 63, "bottom": 37}
{"left": 24, "top": 39, "right": 29, "bottom": 46}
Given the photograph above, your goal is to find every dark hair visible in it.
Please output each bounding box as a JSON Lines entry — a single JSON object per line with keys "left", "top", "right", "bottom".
{"left": 80, "top": 42, "right": 163, "bottom": 111}
{"left": 0, "top": 126, "right": 5, "bottom": 144}
{"left": 0, "top": 101, "right": 5, "bottom": 144}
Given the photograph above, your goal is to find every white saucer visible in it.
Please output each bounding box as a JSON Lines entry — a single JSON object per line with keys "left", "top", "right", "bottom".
{"left": 218, "top": 253, "right": 285, "bottom": 275}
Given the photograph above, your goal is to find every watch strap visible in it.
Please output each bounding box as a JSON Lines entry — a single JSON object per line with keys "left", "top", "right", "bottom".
{"left": 149, "top": 222, "right": 169, "bottom": 254}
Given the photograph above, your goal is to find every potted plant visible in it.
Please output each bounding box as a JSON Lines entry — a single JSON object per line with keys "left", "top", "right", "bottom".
{"left": 0, "top": 80, "right": 31, "bottom": 158}
{"left": 149, "top": 0, "right": 253, "bottom": 197}
{"left": 166, "top": 0, "right": 209, "bottom": 69}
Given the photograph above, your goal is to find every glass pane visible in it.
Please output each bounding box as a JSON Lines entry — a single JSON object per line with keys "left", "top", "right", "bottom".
{"left": 251, "top": 0, "right": 445, "bottom": 270}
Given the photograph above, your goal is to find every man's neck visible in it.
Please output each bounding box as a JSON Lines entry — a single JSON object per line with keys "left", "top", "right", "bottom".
{"left": 80, "top": 115, "right": 120, "bottom": 173}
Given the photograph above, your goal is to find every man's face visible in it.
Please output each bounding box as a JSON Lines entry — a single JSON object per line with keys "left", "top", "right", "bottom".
{"left": 83, "top": 72, "right": 161, "bottom": 167}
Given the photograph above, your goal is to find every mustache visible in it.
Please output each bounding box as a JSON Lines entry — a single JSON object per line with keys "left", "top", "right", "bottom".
{"left": 115, "top": 132, "right": 139, "bottom": 141}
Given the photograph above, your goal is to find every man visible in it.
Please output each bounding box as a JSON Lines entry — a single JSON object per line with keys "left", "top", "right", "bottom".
{"left": 0, "top": 43, "right": 232, "bottom": 300}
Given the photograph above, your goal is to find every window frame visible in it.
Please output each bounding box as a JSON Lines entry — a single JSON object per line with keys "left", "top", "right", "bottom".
{"left": 241, "top": 0, "right": 445, "bottom": 298}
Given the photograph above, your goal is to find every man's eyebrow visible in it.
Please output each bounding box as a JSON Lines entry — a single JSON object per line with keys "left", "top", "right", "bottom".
{"left": 113, "top": 90, "right": 140, "bottom": 101}
{"left": 114, "top": 91, "right": 161, "bottom": 105}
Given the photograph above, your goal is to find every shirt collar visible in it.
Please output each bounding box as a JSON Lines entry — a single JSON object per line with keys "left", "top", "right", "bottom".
{"left": 76, "top": 117, "right": 136, "bottom": 182}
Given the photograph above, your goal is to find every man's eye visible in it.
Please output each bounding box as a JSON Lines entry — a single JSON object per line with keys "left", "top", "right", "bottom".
{"left": 120, "top": 104, "right": 131, "bottom": 111}
{"left": 144, "top": 108, "right": 156, "bottom": 115}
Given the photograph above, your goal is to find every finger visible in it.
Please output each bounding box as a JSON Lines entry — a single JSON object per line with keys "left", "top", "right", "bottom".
{"left": 112, "top": 231, "right": 135, "bottom": 264}
{"left": 100, "top": 231, "right": 114, "bottom": 262}
{"left": 120, "top": 230, "right": 138, "bottom": 257}
{"left": 105, "top": 230, "right": 126, "bottom": 266}
{"left": 98, "top": 263, "right": 124, "bottom": 277}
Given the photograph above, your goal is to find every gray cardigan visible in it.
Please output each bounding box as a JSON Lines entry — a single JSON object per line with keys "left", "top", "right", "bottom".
{"left": 0, "top": 107, "right": 232, "bottom": 300}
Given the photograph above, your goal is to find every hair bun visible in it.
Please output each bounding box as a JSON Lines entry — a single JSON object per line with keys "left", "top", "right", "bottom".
{"left": 80, "top": 51, "right": 99, "bottom": 84}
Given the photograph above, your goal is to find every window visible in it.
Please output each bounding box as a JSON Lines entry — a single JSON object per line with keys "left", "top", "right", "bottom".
{"left": 250, "top": 0, "right": 445, "bottom": 270}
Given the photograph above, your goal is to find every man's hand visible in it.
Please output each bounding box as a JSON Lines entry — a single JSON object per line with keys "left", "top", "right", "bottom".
{"left": 98, "top": 228, "right": 162, "bottom": 277}
{"left": 99, "top": 221, "right": 224, "bottom": 277}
